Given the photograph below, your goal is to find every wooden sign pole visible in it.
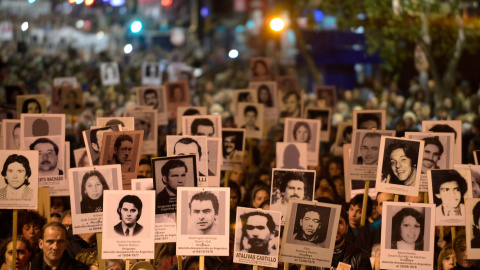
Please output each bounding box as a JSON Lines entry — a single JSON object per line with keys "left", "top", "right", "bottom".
{"left": 96, "top": 233, "right": 105, "bottom": 270}
{"left": 360, "top": 180, "right": 370, "bottom": 227}
{"left": 199, "top": 256, "right": 205, "bottom": 270}
{"left": 177, "top": 256, "right": 182, "bottom": 270}
{"left": 11, "top": 210, "right": 18, "bottom": 270}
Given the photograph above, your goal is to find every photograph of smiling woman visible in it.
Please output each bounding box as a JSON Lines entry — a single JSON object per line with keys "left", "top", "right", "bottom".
{"left": 390, "top": 207, "right": 425, "bottom": 251}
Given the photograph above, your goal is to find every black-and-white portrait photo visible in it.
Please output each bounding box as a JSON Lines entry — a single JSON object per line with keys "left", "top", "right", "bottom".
{"left": 207, "top": 138, "right": 221, "bottom": 186}
{"left": 21, "top": 114, "right": 64, "bottom": 139}
{"left": 231, "top": 89, "right": 257, "bottom": 116}
{"left": 83, "top": 125, "right": 121, "bottom": 166}
{"left": 428, "top": 169, "right": 472, "bottom": 226}
{"left": 305, "top": 107, "right": 331, "bottom": 142}
{"left": 165, "top": 81, "right": 190, "bottom": 121}
{"left": 176, "top": 106, "right": 207, "bottom": 134}
{"left": 233, "top": 207, "right": 281, "bottom": 268}
{"left": 141, "top": 62, "right": 162, "bottom": 86}
{"left": 167, "top": 136, "right": 208, "bottom": 185}
{"left": 182, "top": 115, "right": 221, "bottom": 138}
{"left": 2, "top": 120, "right": 20, "bottom": 150}
{"left": 353, "top": 110, "right": 386, "bottom": 130}
{"left": 291, "top": 204, "right": 330, "bottom": 247}
{"left": 376, "top": 137, "right": 423, "bottom": 196}
{"left": 250, "top": 57, "right": 271, "bottom": 82}
{"left": 406, "top": 132, "right": 454, "bottom": 174}
{"left": 270, "top": 169, "right": 315, "bottom": 224}
{"left": 284, "top": 118, "right": 321, "bottom": 166}
{"left": 279, "top": 90, "right": 302, "bottom": 120}
{"left": 0, "top": 151, "right": 39, "bottom": 210}
{"left": 466, "top": 198, "right": 480, "bottom": 259}
{"left": 249, "top": 81, "right": 278, "bottom": 119}
{"left": 276, "top": 75, "right": 299, "bottom": 93}
{"left": 102, "top": 190, "right": 155, "bottom": 259}
{"left": 276, "top": 142, "right": 308, "bottom": 170}
{"left": 73, "top": 148, "right": 91, "bottom": 168}
{"left": 17, "top": 94, "right": 47, "bottom": 116}
{"left": 153, "top": 155, "right": 197, "bottom": 223}
{"left": 380, "top": 202, "right": 435, "bottom": 269}
{"left": 62, "top": 88, "right": 83, "bottom": 115}
{"left": 124, "top": 109, "right": 158, "bottom": 155}
{"left": 100, "top": 131, "right": 143, "bottom": 174}
{"left": 135, "top": 86, "right": 166, "bottom": 113}
{"left": 100, "top": 62, "right": 120, "bottom": 86}
{"left": 315, "top": 86, "right": 336, "bottom": 110}
{"left": 456, "top": 164, "right": 480, "bottom": 198}
{"left": 237, "top": 102, "right": 264, "bottom": 139}
{"left": 97, "top": 117, "right": 135, "bottom": 131}
{"left": 221, "top": 129, "right": 245, "bottom": 170}
{"left": 422, "top": 120, "right": 462, "bottom": 164}
{"left": 28, "top": 136, "right": 64, "bottom": 177}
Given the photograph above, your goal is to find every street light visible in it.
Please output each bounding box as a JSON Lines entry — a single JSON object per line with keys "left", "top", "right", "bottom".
{"left": 270, "top": 18, "right": 284, "bottom": 32}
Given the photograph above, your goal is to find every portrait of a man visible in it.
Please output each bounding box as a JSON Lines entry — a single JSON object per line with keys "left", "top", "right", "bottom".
{"left": 239, "top": 211, "right": 276, "bottom": 255}
{"left": 173, "top": 137, "right": 206, "bottom": 176}
{"left": 108, "top": 135, "right": 134, "bottom": 173}
{"left": 241, "top": 106, "right": 260, "bottom": 131}
{"left": 222, "top": 131, "right": 242, "bottom": 161}
{"left": 421, "top": 136, "right": 444, "bottom": 174}
{"left": 89, "top": 126, "right": 114, "bottom": 165}
{"left": 293, "top": 205, "right": 329, "bottom": 247}
{"left": 191, "top": 118, "right": 215, "bottom": 137}
{"left": 357, "top": 113, "right": 380, "bottom": 130}
{"left": 280, "top": 91, "right": 301, "bottom": 118}
{"left": 29, "top": 138, "right": 63, "bottom": 176}
{"left": 156, "top": 160, "right": 187, "bottom": 215}
{"left": 133, "top": 113, "right": 153, "bottom": 140}
{"left": 114, "top": 195, "right": 143, "bottom": 237}
{"left": 12, "top": 123, "right": 20, "bottom": 150}
{"left": 143, "top": 88, "right": 160, "bottom": 110}
{"left": 431, "top": 170, "right": 468, "bottom": 217}
{"left": 188, "top": 191, "right": 220, "bottom": 235}
{"left": 358, "top": 132, "right": 381, "bottom": 165}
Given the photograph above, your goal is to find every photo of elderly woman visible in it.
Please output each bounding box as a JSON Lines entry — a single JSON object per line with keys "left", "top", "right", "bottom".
{"left": 390, "top": 207, "right": 425, "bottom": 251}
{"left": 0, "top": 154, "right": 33, "bottom": 200}
{"left": 381, "top": 138, "right": 421, "bottom": 187}
{"left": 80, "top": 170, "right": 110, "bottom": 213}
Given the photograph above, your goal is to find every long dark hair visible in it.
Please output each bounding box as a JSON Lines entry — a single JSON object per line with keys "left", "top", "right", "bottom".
{"left": 81, "top": 170, "right": 109, "bottom": 200}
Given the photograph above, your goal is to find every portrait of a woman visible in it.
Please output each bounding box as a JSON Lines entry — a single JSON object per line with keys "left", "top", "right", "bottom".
{"left": 391, "top": 207, "right": 424, "bottom": 251}
{"left": 382, "top": 141, "right": 418, "bottom": 187}
{"left": 257, "top": 85, "right": 273, "bottom": 107}
{"left": 251, "top": 59, "right": 270, "bottom": 81}
{"left": 0, "top": 154, "right": 33, "bottom": 200}
{"left": 80, "top": 170, "right": 109, "bottom": 213}
{"left": 21, "top": 99, "right": 42, "bottom": 114}
{"left": 292, "top": 122, "right": 311, "bottom": 144}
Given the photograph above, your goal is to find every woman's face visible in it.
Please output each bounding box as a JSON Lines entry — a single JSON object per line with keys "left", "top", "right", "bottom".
{"left": 27, "top": 102, "right": 40, "bottom": 113}
{"left": 85, "top": 176, "right": 103, "bottom": 200}
{"left": 5, "top": 241, "right": 30, "bottom": 270}
{"left": 259, "top": 89, "right": 269, "bottom": 102}
{"left": 329, "top": 162, "right": 342, "bottom": 178}
{"left": 442, "top": 252, "right": 455, "bottom": 270}
{"left": 295, "top": 125, "right": 309, "bottom": 143}
{"left": 400, "top": 215, "right": 420, "bottom": 244}
{"left": 390, "top": 148, "right": 413, "bottom": 181}
{"left": 252, "top": 190, "right": 269, "bottom": 208}
{"left": 253, "top": 62, "right": 267, "bottom": 76}
{"left": 5, "top": 162, "right": 27, "bottom": 189}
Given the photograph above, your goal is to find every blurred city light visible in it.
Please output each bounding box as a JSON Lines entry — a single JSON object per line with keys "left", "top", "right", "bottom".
{"left": 124, "top": 44, "right": 133, "bottom": 54}
{"left": 314, "top": 10, "right": 324, "bottom": 22}
{"left": 110, "top": 0, "right": 125, "bottom": 7}
{"left": 270, "top": 18, "right": 284, "bottom": 32}
{"left": 85, "top": 0, "right": 94, "bottom": 6}
{"left": 76, "top": 19, "right": 84, "bottom": 29}
{"left": 130, "top": 21, "right": 142, "bottom": 33}
{"left": 228, "top": 49, "right": 239, "bottom": 59}
{"left": 200, "top": 6, "right": 209, "bottom": 18}
{"left": 161, "top": 0, "right": 172, "bottom": 7}
{"left": 96, "top": 31, "right": 104, "bottom": 39}
{"left": 21, "top": 22, "right": 28, "bottom": 31}
{"left": 76, "top": 0, "right": 84, "bottom": 4}
{"left": 68, "top": 0, "right": 75, "bottom": 3}
{"left": 28, "top": 0, "right": 36, "bottom": 3}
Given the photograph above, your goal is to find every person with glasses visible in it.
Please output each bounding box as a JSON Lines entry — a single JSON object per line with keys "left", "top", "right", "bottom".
{"left": 29, "top": 138, "right": 63, "bottom": 176}
{"left": 108, "top": 135, "right": 134, "bottom": 172}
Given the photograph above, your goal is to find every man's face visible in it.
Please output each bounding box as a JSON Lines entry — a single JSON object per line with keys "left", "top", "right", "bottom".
{"left": 223, "top": 136, "right": 236, "bottom": 155}
{"left": 114, "top": 140, "right": 133, "bottom": 165}
{"left": 175, "top": 142, "right": 201, "bottom": 165}
{"left": 284, "top": 95, "right": 299, "bottom": 113}
{"left": 173, "top": 87, "right": 183, "bottom": 101}
{"left": 245, "top": 111, "right": 257, "bottom": 127}
{"left": 300, "top": 211, "right": 320, "bottom": 237}
{"left": 35, "top": 143, "right": 58, "bottom": 172}
{"left": 94, "top": 128, "right": 113, "bottom": 151}
{"left": 61, "top": 215, "right": 72, "bottom": 231}
{"left": 423, "top": 144, "right": 441, "bottom": 171}
{"left": 376, "top": 193, "right": 395, "bottom": 216}
{"left": 13, "top": 127, "right": 20, "bottom": 149}
{"left": 360, "top": 136, "right": 381, "bottom": 165}
{"left": 190, "top": 200, "right": 216, "bottom": 231}
{"left": 348, "top": 204, "right": 362, "bottom": 227}
{"left": 245, "top": 215, "right": 271, "bottom": 250}
{"left": 336, "top": 216, "right": 348, "bottom": 244}
{"left": 138, "top": 164, "right": 152, "bottom": 178}
{"left": 39, "top": 227, "right": 68, "bottom": 266}
{"left": 436, "top": 181, "right": 461, "bottom": 208}
{"left": 144, "top": 92, "right": 158, "bottom": 109}
{"left": 390, "top": 148, "right": 413, "bottom": 181}
{"left": 196, "top": 125, "right": 214, "bottom": 136}
{"left": 284, "top": 180, "right": 305, "bottom": 203}
{"left": 359, "top": 119, "right": 378, "bottom": 130}
{"left": 164, "top": 166, "right": 186, "bottom": 192}
{"left": 120, "top": 202, "right": 139, "bottom": 227}
{"left": 134, "top": 118, "right": 150, "bottom": 134}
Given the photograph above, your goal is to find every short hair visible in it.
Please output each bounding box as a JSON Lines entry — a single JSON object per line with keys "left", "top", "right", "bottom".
{"left": 282, "top": 91, "right": 300, "bottom": 103}
{"left": 240, "top": 211, "right": 276, "bottom": 235}
{"left": 90, "top": 126, "right": 113, "bottom": 145}
{"left": 339, "top": 207, "right": 349, "bottom": 226}
{"left": 80, "top": 170, "right": 109, "bottom": 200}
{"left": 431, "top": 170, "right": 468, "bottom": 206}
{"left": 244, "top": 105, "right": 258, "bottom": 117}
{"left": 41, "top": 222, "right": 68, "bottom": 240}
{"left": 357, "top": 113, "right": 380, "bottom": 128}
{"left": 191, "top": 118, "right": 214, "bottom": 135}
{"left": 29, "top": 137, "right": 59, "bottom": 156}
{"left": 453, "top": 232, "right": 467, "bottom": 253}
{"left": 22, "top": 98, "right": 42, "bottom": 113}
{"left": 114, "top": 134, "right": 133, "bottom": 150}
{"left": 105, "top": 119, "right": 125, "bottom": 127}
{"left": 161, "top": 159, "right": 188, "bottom": 180}
{"left": 349, "top": 194, "right": 373, "bottom": 218}
{"left": 293, "top": 122, "right": 312, "bottom": 143}
{"left": 173, "top": 137, "right": 202, "bottom": 159}
{"left": 117, "top": 195, "right": 143, "bottom": 221}
{"left": 143, "top": 89, "right": 157, "bottom": 99}
{"left": 422, "top": 136, "right": 444, "bottom": 156}
{"left": 362, "top": 132, "right": 381, "bottom": 145}
{"left": 429, "top": 124, "right": 457, "bottom": 141}
{"left": 106, "top": 260, "right": 125, "bottom": 270}
{"left": 295, "top": 204, "right": 330, "bottom": 243}
{"left": 1, "top": 154, "right": 32, "bottom": 186}
{"left": 279, "top": 171, "right": 305, "bottom": 193}
{"left": 183, "top": 108, "right": 200, "bottom": 116}
{"left": 17, "top": 210, "right": 46, "bottom": 233}
{"left": 189, "top": 191, "right": 219, "bottom": 215}
{"left": 391, "top": 208, "right": 424, "bottom": 245}
{"left": 383, "top": 140, "right": 418, "bottom": 178}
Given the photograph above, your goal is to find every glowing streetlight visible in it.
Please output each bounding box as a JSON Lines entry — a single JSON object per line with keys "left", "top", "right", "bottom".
{"left": 21, "top": 22, "right": 28, "bottom": 31}
{"left": 124, "top": 44, "right": 133, "bottom": 54}
{"left": 270, "top": 18, "right": 284, "bottom": 32}
{"left": 130, "top": 20, "right": 142, "bottom": 33}
{"left": 228, "top": 49, "right": 239, "bottom": 59}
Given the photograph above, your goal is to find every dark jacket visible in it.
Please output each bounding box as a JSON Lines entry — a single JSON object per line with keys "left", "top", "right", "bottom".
{"left": 113, "top": 222, "right": 143, "bottom": 236}
{"left": 31, "top": 251, "right": 88, "bottom": 270}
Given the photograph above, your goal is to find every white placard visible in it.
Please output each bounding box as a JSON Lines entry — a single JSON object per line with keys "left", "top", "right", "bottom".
{"left": 284, "top": 118, "right": 321, "bottom": 166}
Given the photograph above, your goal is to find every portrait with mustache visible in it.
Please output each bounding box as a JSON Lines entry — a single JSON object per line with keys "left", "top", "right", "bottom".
{"left": 421, "top": 136, "right": 443, "bottom": 174}
{"left": 30, "top": 138, "right": 63, "bottom": 176}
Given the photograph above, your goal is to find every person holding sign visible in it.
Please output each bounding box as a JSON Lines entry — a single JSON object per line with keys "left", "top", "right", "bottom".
{"left": 239, "top": 211, "right": 276, "bottom": 255}
{"left": 0, "top": 154, "right": 33, "bottom": 200}
{"left": 391, "top": 208, "right": 424, "bottom": 250}
{"left": 114, "top": 195, "right": 144, "bottom": 237}
{"left": 432, "top": 170, "right": 467, "bottom": 217}
{"left": 188, "top": 191, "right": 219, "bottom": 235}
{"left": 80, "top": 170, "right": 109, "bottom": 213}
